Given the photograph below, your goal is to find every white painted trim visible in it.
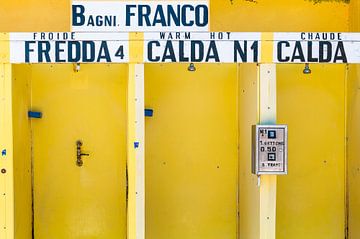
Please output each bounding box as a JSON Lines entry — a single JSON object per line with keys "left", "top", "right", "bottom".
{"left": 134, "top": 63, "right": 145, "bottom": 239}
{"left": 259, "top": 64, "right": 276, "bottom": 125}
{"left": 259, "top": 64, "right": 277, "bottom": 239}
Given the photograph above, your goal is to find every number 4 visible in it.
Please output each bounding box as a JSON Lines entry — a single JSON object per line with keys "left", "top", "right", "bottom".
{"left": 115, "top": 45, "right": 124, "bottom": 59}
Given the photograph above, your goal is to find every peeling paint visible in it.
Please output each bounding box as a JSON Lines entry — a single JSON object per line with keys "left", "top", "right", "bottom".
{"left": 229, "top": 0, "right": 258, "bottom": 4}
{"left": 307, "top": 0, "right": 350, "bottom": 4}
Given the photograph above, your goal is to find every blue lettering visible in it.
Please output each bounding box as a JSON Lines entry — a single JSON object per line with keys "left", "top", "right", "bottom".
{"left": 148, "top": 41, "right": 161, "bottom": 62}
{"left": 25, "top": 41, "right": 36, "bottom": 63}
{"left": 153, "top": 5, "right": 166, "bottom": 26}
{"left": 68, "top": 41, "right": 81, "bottom": 62}
{"left": 97, "top": 41, "right": 111, "bottom": 62}
{"left": 277, "top": 41, "right": 290, "bottom": 62}
{"left": 163, "top": 41, "right": 176, "bottom": 62}
{"left": 126, "top": 5, "right": 137, "bottom": 26}
{"left": 167, "top": 5, "right": 180, "bottom": 26}
{"left": 195, "top": 5, "right": 208, "bottom": 27}
{"left": 234, "top": 41, "right": 247, "bottom": 62}
{"left": 72, "top": 5, "right": 85, "bottom": 26}
{"left": 138, "top": 5, "right": 151, "bottom": 26}
{"left": 191, "top": 41, "right": 204, "bottom": 62}
{"left": 205, "top": 41, "right": 220, "bottom": 62}
{"left": 87, "top": 16, "right": 94, "bottom": 26}
{"left": 38, "top": 41, "right": 51, "bottom": 63}
{"left": 55, "top": 41, "right": 66, "bottom": 62}
{"left": 181, "top": 5, "right": 194, "bottom": 26}
{"left": 96, "top": 16, "right": 103, "bottom": 26}
{"left": 82, "top": 41, "right": 95, "bottom": 62}
{"left": 179, "top": 41, "right": 189, "bottom": 62}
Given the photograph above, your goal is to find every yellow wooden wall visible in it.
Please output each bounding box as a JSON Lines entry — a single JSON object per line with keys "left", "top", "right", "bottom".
{"left": 277, "top": 64, "right": 346, "bottom": 239}
{"left": 347, "top": 63, "right": 360, "bottom": 239}
{"left": 0, "top": 1, "right": 355, "bottom": 239}
{"left": 221, "top": 1, "right": 349, "bottom": 239}
{"left": 12, "top": 65, "right": 32, "bottom": 239}
{"left": 0, "top": 0, "right": 349, "bottom": 32}
{"left": 0, "top": 0, "right": 70, "bottom": 32}
{"left": 238, "top": 63, "right": 259, "bottom": 239}
{"left": 12, "top": 64, "right": 129, "bottom": 239}
{"left": 210, "top": 0, "right": 349, "bottom": 32}
{"left": 347, "top": 1, "right": 360, "bottom": 238}
{"left": 349, "top": 0, "right": 360, "bottom": 31}
{"left": 30, "top": 64, "right": 128, "bottom": 239}
{"left": 145, "top": 64, "right": 238, "bottom": 239}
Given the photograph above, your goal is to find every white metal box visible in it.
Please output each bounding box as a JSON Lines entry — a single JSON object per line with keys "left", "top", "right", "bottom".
{"left": 252, "top": 125, "right": 288, "bottom": 175}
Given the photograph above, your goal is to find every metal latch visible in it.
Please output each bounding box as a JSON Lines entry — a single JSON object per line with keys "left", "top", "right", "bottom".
{"left": 76, "top": 140, "right": 90, "bottom": 167}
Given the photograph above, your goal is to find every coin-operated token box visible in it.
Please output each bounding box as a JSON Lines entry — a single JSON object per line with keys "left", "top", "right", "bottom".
{"left": 252, "top": 125, "right": 288, "bottom": 175}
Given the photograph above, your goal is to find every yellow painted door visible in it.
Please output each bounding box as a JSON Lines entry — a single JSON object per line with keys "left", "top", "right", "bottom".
{"left": 31, "top": 64, "right": 127, "bottom": 239}
{"left": 276, "top": 64, "right": 346, "bottom": 239}
{"left": 145, "top": 64, "right": 238, "bottom": 239}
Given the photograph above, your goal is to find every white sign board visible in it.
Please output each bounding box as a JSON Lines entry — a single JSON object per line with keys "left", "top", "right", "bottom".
{"left": 7, "top": 32, "right": 360, "bottom": 64}
{"left": 144, "top": 32, "right": 261, "bottom": 63}
{"left": 72, "top": 1, "right": 209, "bottom": 32}
{"left": 10, "top": 32, "right": 129, "bottom": 63}
{"left": 273, "top": 32, "right": 360, "bottom": 63}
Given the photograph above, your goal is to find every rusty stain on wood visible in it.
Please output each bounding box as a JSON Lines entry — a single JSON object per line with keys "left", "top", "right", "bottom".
{"left": 307, "top": 0, "right": 350, "bottom": 4}
{"left": 229, "top": 0, "right": 258, "bottom": 4}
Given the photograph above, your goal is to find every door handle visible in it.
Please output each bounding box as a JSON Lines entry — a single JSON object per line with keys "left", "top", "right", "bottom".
{"left": 76, "top": 140, "right": 90, "bottom": 167}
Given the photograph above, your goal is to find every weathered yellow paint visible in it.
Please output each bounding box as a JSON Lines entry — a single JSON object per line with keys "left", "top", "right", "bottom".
{"left": 277, "top": 64, "right": 346, "bottom": 239}
{"left": 12, "top": 65, "right": 32, "bottom": 239}
{"left": 145, "top": 63, "right": 238, "bottom": 239}
{"left": 0, "top": 33, "right": 9, "bottom": 63}
{"left": 0, "top": 1, "right": 355, "bottom": 239}
{"left": 210, "top": 0, "right": 349, "bottom": 32}
{"left": 261, "top": 33, "right": 274, "bottom": 64}
{"left": 238, "top": 63, "right": 260, "bottom": 239}
{"left": 347, "top": 63, "right": 360, "bottom": 239}
{"left": 241, "top": 56, "right": 278, "bottom": 239}
{"left": 348, "top": 4, "right": 360, "bottom": 236}
{"left": 259, "top": 175, "right": 277, "bottom": 239}
{"left": 129, "top": 33, "right": 144, "bottom": 63}
{"left": 258, "top": 64, "right": 277, "bottom": 239}
{"left": 347, "top": 2, "right": 360, "bottom": 239}
{"left": 349, "top": 0, "right": 360, "bottom": 31}
{"left": 0, "top": 0, "right": 350, "bottom": 33}
{"left": 0, "top": 64, "right": 14, "bottom": 239}
{"left": 127, "top": 31, "right": 145, "bottom": 239}
{"left": 127, "top": 64, "right": 137, "bottom": 239}
{"left": 31, "top": 64, "right": 127, "bottom": 239}
{"left": 0, "top": 0, "right": 70, "bottom": 32}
